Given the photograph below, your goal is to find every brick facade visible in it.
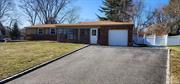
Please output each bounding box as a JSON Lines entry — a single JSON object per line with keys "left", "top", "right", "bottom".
{"left": 98, "top": 25, "right": 133, "bottom": 46}
{"left": 26, "top": 34, "right": 57, "bottom": 41}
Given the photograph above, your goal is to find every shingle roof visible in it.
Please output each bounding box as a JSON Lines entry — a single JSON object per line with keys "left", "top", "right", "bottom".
{"left": 26, "top": 21, "right": 133, "bottom": 28}
{"left": 79, "top": 21, "right": 132, "bottom": 25}
{"left": 27, "top": 24, "right": 56, "bottom": 28}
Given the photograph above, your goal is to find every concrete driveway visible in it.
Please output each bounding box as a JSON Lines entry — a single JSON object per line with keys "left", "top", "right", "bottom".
{"left": 6, "top": 46, "right": 168, "bottom": 84}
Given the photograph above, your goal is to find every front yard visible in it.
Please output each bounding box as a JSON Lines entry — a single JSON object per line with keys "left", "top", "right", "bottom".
{"left": 0, "top": 41, "right": 84, "bottom": 80}
{"left": 170, "top": 46, "right": 180, "bottom": 84}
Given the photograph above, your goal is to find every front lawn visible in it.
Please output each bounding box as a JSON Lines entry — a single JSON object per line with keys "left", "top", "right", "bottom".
{"left": 170, "top": 46, "right": 180, "bottom": 84}
{"left": 0, "top": 41, "right": 85, "bottom": 80}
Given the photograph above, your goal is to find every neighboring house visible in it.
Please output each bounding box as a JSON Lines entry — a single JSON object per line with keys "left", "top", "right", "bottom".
{"left": 25, "top": 21, "right": 134, "bottom": 46}
{"left": 134, "top": 24, "right": 180, "bottom": 46}
{"left": 19, "top": 28, "right": 26, "bottom": 40}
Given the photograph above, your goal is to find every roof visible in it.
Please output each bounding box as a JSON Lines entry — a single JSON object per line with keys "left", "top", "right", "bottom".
{"left": 27, "top": 24, "right": 56, "bottom": 28}
{"left": 79, "top": 21, "right": 132, "bottom": 25}
{"left": 26, "top": 21, "right": 133, "bottom": 29}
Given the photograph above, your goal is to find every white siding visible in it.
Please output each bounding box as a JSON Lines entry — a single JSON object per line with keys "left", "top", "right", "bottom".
{"left": 135, "top": 34, "right": 180, "bottom": 46}
{"left": 168, "top": 35, "right": 180, "bottom": 45}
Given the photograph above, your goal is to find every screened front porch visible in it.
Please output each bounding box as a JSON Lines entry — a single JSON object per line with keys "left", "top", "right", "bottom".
{"left": 57, "top": 28, "right": 90, "bottom": 44}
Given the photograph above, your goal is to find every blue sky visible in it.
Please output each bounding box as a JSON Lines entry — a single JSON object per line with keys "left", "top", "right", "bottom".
{"left": 18, "top": 0, "right": 169, "bottom": 28}
{"left": 75, "top": 0, "right": 169, "bottom": 22}
{"left": 74, "top": 0, "right": 103, "bottom": 22}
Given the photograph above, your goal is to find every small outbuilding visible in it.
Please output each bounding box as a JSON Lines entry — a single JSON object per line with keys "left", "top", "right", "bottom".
{"left": 25, "top": 21, "right": 134, "bottom": 46}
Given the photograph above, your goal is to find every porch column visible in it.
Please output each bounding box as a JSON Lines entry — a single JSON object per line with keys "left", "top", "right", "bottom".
{"left": 56, "top": 28, "right": 59, "bottom": 41}
{"left": 78, "top": 29, "right": 80, "bottom": 42}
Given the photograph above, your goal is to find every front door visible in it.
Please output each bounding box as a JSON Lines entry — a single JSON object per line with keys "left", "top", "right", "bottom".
{"left": 90, "top": 28, "right": 98, "bottom": 44}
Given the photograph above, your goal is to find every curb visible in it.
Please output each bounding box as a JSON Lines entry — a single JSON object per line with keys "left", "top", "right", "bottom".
{"left": 0, "top": 45, "right": 90, "bottom": 84}
{"left": 166, "top": 48, "right": 171, "bottom": 84}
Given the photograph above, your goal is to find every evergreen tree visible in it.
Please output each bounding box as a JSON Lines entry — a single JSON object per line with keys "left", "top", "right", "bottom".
{"left": 98, "top": 0, "right": 133, "bottom": 22}
{"left": 0, "top": 22, "right": 6, "bottom": 36}
{"left": 10, "top": 22, "right": 20, "bottom": 39}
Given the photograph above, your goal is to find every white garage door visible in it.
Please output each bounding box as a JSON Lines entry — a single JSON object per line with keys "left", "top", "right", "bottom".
{"left": 108, "top": 30, "right": 128, "bottom": 46}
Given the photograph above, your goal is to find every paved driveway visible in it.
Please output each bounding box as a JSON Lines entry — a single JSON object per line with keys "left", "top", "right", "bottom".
{"left": 6, "top": 46, "right": 168, "bottom": 84}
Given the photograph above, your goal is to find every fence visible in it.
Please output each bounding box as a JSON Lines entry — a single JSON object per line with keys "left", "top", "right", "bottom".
{"left": 168, "top": 35, "right": 180, "bottom": 45}
{"left": 134, "top": 34, "right": 180, "bottom": 46}
{"left": 134, "top": 35, "right": 144, "bottom": 44}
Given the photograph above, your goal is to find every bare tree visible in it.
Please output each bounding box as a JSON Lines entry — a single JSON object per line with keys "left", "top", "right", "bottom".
{"left": 65, "top": 7, "right": 80, "bottom": 24}
{"left": 145, "top": 9, "right": 169, "bottom": 36}
{"left": 133, "top": 0, "right": 157, "bottom": 30}
{"left": 19, "top": 0, "right": 38, "bottom": 25}
{"left": 0, "top": 0, "right": 13, "bottom": 36}
{"left": 153, "top": 9, "right": 168, "bottom": 24}
{"left": 164, "top": 0, "right": 180, "bottom": 35}
{"left": 36, "top": 0, "right": 70, "bottom": 24}
{"left": 132, "top": 0, "right": 145, "bottom": 29}
{"left": 20, "top": 0, "right": 73, "bottom": 24}
{"left": 0, "top": 0, "right": 13, "bottom": 20}
{"left": 164, "top": 0, "right": 180, "bottom": 21}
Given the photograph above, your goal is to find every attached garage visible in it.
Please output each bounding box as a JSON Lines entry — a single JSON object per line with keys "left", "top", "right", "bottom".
{"left": 98, "top": 23, "right": 133, "bottom": 46}
{"left": 108, "top": 30, "right": 128, "bottom": 46}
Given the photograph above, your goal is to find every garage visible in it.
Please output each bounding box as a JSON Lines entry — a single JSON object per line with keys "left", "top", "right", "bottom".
{"left": 108, "top": 30, "right": 128, "bottom": 46}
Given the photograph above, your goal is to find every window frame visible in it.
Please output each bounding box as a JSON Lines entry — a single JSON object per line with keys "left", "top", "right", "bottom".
{"left": 50, "top": 28, "right": 56, "bottom": 35}
{"left": 92, "top": 30, "right": 96, "bottom": 36}
{"left": 38, "top": 29, "right": 43, "bottom": 35}
{"left": 67, "top": 29, "right": 75, "bottom": 40}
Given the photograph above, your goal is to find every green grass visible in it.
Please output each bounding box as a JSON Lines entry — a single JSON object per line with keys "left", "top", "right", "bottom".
{"left": 170, "top": 46, "right": 180, "bottom": 84}
{"left": 0, "top": 41, "right": 85, "bottom": 80}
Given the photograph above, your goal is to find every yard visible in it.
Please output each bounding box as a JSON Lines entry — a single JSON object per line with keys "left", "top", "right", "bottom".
{"left": 170, "top": 46, "right": 180, "bottom": 84}
{"left": 0, "top": 41, "right": 85, "bottom": 80}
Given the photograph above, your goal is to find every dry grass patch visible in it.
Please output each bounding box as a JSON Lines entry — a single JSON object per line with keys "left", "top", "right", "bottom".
{"left": 0, "top": 41, "right": 85, "bottom": 80}
{"left": 170, "top": 46, "right": 180, "bottom": 84}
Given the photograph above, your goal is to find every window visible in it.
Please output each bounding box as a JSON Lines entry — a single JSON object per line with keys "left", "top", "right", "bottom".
{"left": 38, "top": 29, "right": 43, "bottom": 34}
{"left": 92, "top": 30, "right": 96, "bottom": 36}
{"left": 58, "top": 29, "right": 63, "bottom": 34}
{"left": 67, "top": 29, "right": 75, "bottom": 40}
{"left": 84, "top": 29, "right": 89, "bottom": 35}
{"left": 50, "top": 28, "right": 56, "bottom": 35}
{"left": 68, "top": 34, "right": 74, "bottom": 40}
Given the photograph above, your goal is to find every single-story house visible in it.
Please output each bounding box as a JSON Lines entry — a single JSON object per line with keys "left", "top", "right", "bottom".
{"left": 25, "top": 21, "right": 134, "bottom": 46}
